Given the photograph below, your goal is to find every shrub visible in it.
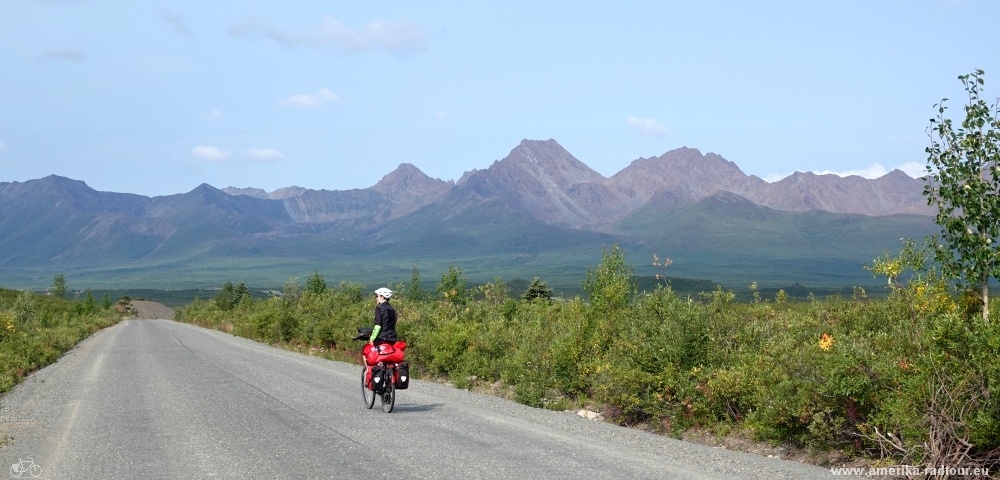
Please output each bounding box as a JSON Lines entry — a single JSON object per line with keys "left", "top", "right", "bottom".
{"left": 437, "top": 265, "right": 469, "bottom": 305}
{"left": 305, "top": 271, "right": 327, "bottom": 296}
{"left": 522, "top": 277, "right": 553, "bottom": 302}
{"left": 50, "top": 274, "right": 66, "bottom": 298}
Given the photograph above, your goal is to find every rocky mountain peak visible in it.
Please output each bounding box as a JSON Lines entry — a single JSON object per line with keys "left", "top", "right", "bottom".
{"left": 610, "top": 147, "right": 762, "bottom": 208}
{"left": 873, "top": 169, "right": 924, "bottom": 185}
{"left": 750, "top": 169, "right": 933, "bottom": 215}
{"left": 500, "top": 139, "right": 606, "bottom": 185}
{"left": 457, "top": 169, "right": 479, "bottom": 185}
{"left": 0, "top": 175, "right": 149, "bottom": 217}
{"left": 373, "top": 163, "right": 446, "bottom": 194}
{"left": 189, "top": 183, "right": 222, "bottom": 196}
{"left": 454, "top": 139, "right": 630, "bottom": 226}
{"left": 40, "top": 174, "right": 86, "bottom": 187}
{"left": 268, "top": 186, "right": 307, "bottom": 199}
{"left": 17, "top": 175, "right": 97, "bottom": 200}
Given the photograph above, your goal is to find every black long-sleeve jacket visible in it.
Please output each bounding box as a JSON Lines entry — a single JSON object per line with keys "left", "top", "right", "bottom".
{"left": 371, "top": 302, "right": 398, "bottom": 343}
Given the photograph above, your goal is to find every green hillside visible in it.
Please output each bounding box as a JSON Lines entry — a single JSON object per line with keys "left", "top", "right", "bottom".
{"left": 612, "top": 191, "right": 938, "bottom": 288}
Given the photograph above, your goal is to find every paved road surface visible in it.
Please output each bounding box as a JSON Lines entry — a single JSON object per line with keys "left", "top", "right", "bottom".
{"left": 0, "top": 320, "right": 840, "bottom": 479}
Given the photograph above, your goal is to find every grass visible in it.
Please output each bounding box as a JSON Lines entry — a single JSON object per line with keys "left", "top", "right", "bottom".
{"left": 3, "top": 252, "right": 895, "bottom": 303}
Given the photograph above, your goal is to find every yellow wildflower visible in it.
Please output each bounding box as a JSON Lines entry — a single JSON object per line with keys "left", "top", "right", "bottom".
{"left": 1, "top": 311, "right": 14, "bottom": 335}
{"left": 819, "top": 333, "right": 835, "bottom": 351}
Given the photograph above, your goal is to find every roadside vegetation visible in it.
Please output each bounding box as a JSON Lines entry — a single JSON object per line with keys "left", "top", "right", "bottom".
{"left": 0, "top": 286, "right": 127, "bottom": 393}
{"left": 176, "top": 244, "right": 999, "bottom": 471}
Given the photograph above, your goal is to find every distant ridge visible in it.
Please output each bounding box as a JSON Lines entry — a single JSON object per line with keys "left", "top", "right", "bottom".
{"left": 0, "top": 140, "right": 937, "bottom": 289}
{"left": 610, "top": 147, "right": 931, "bottom": 217}
{"left": 222, "top": 141, "right": 932, "bottom": 225}
{"left": 748, "top": 169, "right": 930, "bottom": 215}
{"left": 216, "top": 140, "right": 931, "bottom": 224}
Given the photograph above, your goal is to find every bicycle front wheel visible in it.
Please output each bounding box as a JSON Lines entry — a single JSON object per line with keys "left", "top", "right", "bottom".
{"left": 362, "top": 366, "right": 375, "bottom": 409}
{"left": 380, "top": 372, "right": 395, "bottom": 413}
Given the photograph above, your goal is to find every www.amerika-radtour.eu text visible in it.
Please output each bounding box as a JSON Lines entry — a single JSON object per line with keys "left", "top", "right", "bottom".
{"left": 830, "top": 465, "right": 990, "bottom": 477}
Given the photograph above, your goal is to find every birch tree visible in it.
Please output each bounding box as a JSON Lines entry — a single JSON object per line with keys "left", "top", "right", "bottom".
{"left": 925, "top": 69, "right": 1000, "bottom": 321}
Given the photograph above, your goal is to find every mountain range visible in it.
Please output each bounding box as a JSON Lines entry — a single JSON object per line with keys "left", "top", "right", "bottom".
{"left": 0, "top": 139, "right": 938, "bottom": 291}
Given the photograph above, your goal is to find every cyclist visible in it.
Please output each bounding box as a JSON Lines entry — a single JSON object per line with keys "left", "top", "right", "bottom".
{"left": 369, "top": 287, "right": 398, "bottom": 346}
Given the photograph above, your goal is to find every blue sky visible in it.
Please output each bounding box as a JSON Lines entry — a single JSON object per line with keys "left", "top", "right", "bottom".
{"left": 1, "top": 0, "right": 997, "bottom": 196}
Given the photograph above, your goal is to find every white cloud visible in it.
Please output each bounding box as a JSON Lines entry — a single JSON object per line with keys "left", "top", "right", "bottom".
{"left": 160, "top": 8, "right": 193, "bottom": 37}
{"left": 895, "top": 161, "right": 928, "bottom": 178}
{"left": 37, "top": 48, "right": 85, "bottom": 62}
{"left": 0, "top": 141, "right": 6, "bottom": 152}
{"left": 278, "top": 88, "right": 341, "bottom": 109}
{"left": 762, "top": 171, "right": 792, "bottom": 183}
{"left": 192, "top": 145, "right": 231, "bottom": 162}
{"left": 243, "top": 148, "right": 285, "bottom": 163}
{"left": 228, "top": 15, "right": 427, "bottom": 57}
{"left": 206, "top": 109, "right": 224, "bottom": 120}
{"left": 814, "top": 163, "right": 891, "bottom": 179}
{"left": 193, "top": 146, "right": 286, "bottom": 164}
{"left": 627, "top": 116, "right": 668, "bottom": 137}
{"left": 433, "top": 110, "right": 446, "bottom": 119}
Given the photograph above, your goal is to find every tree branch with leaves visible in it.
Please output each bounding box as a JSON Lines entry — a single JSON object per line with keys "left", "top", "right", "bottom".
{"left": 924, "top": 69, "right": 1000, "bottom": 321}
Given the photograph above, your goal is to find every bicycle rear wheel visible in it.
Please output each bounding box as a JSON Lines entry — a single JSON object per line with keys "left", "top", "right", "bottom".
{"left": 362, "top": 366, "right": 375, "bottom": 409}
{"left": 380, "top": 368, "right": 396, "bottom": 413}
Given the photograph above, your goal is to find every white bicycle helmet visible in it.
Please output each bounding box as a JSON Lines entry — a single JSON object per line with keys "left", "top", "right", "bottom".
{"left": 374, "top": 287, "right": 393, "bottom": 299}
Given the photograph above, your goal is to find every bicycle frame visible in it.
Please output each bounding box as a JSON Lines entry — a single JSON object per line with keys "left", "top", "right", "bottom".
{"left": 358, "top": 338, "right": 404, "bottom": 413}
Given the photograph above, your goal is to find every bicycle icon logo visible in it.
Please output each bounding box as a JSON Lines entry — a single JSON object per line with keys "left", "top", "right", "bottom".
{"left": 9, "top": 458, "right": 41, "bottom": 478}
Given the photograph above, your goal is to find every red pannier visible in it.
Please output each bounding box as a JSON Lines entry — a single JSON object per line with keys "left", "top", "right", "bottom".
{"left": 363, "top": 342, "right": 407, "bottom": 365}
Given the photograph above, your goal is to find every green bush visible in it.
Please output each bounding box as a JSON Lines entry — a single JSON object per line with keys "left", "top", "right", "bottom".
{"left": 0, "top": 288, "right": 121, "bottom": 394}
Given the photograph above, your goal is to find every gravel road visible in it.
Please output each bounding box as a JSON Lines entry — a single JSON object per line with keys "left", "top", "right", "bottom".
{"left": 0, "top": 320, "right": 842, "bottom": 479}
{"left": 129, "top": 301, "right": 174, "bottom": 320}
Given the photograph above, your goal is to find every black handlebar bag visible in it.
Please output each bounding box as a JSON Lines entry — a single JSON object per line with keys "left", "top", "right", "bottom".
{"left": 353, "top": 327, "right": 374, "bottom": 341}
